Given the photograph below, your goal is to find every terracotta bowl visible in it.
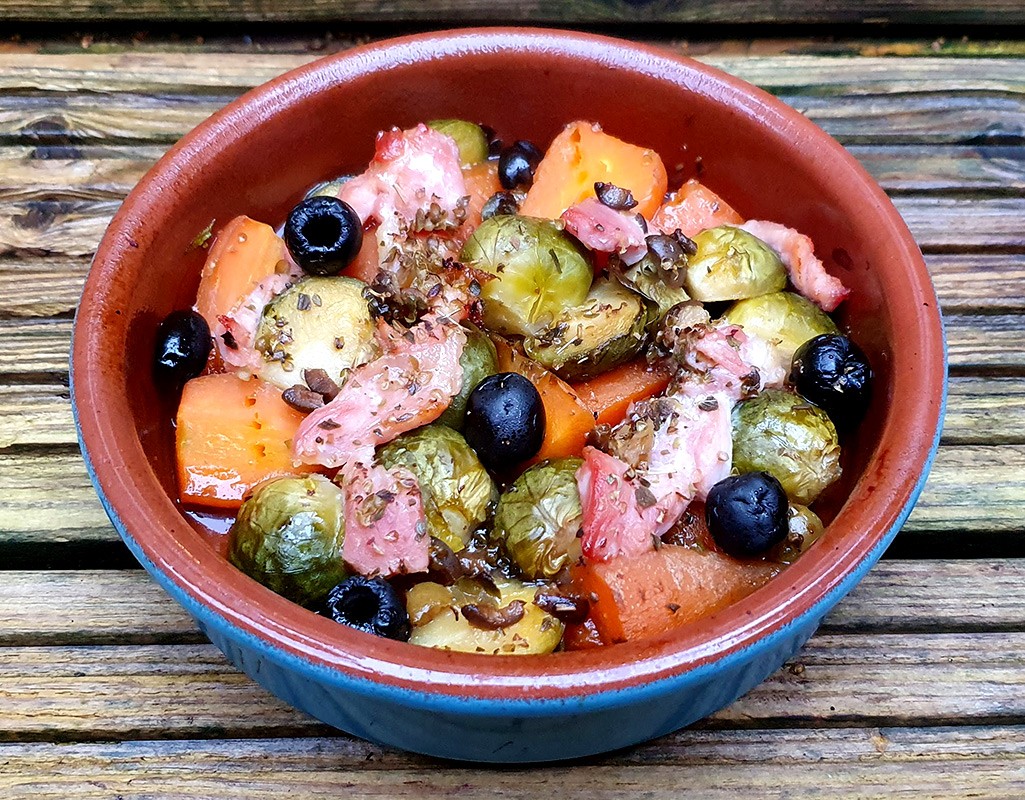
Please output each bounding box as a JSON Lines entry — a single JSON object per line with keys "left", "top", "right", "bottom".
{"left": 72, "top": 29, "right": 946, "bottom": 762}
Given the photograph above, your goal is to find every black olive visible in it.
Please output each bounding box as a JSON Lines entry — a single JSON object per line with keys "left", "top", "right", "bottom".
{"left": 594, "top": 181, "right": 638, "bottom": 211}
{"left": 790, "top": 334, "right": 873, "bottom": 431}
{"left": 324, "top": 576, "right": 410, "bottom": 641}
{"left": 706, "top": 472, "right": 789, "bottom": 559}
{"left": 498, "top": 140, "right": 543, "bottom": 190}
{"left": 153, "top": 309, "right": 210, "bottom": 386}
{"left": 284, "top": 196, "right": 363, "bottom": 276}
{"left": 463, "top": 372, "right": 545, "bottom": 472}
{"left": 480, "top": 190, "right": 523, "bottom": 220}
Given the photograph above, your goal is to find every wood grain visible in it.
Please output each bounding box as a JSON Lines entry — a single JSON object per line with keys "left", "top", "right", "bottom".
{"left": 4, "top": 559, "right": 1025, "bottom": 647}
{"left": 1, "top": 727, "right": 1024, "bottom": 799}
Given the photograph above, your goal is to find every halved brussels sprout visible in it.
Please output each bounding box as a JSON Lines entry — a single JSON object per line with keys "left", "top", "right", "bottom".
{"left": 492, "top": 457, "right": 583, "bottom": 579}
{"left": 523, "top": 277, "right": 653, "bottom": 381}
{"left": 617, "top": 254, "right": 691, "bottom": 321}
{"left": 686, "top": 226, "right": 786, "bottom": 302}
{"left": 227, "top": 474, "right": 347, "bottom": 608}
{"left": 427, "top": 119, "right": 489, "bottom": 166}
{"left": 377, "top": 424, "right": 497, "bottom": 552}
{"left": 437, "top": 323, "right": 499, "bottom": 430}
{"left": 460, "top": 215, "right": 593, "bottom": 337}
{"left": 732, "top": 389, "right": 842, "bottom": 505}
{"left": 772, "top": 503, "right": 826, "bottom": 565}
{"left": 255, "top": 276, "right": 377, "bottom": 389}
{"left": 406, "top": 576, "right": 564, "bottom": 655}
{"left": 723, "top": 291, "right": 839, "bottom": 364}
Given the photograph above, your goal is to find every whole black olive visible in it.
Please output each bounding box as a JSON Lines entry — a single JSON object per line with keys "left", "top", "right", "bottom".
{"left": 463, "top": 372, "right": 545, "bottom": 471}
{"left": 284, "top": 196, "right": 363, "bottom": 276}
{"left": 706, "top": 472, "right": 789, "bottom": 559}
{"left": 324, "top": 576, "right": 410, "bottom": 641}
{"left": 498, "top": 140, "right": 543, "bottom": 190}
{"left": 790, "top": 333, "right": 872, "bottom": 430}
{"left": 153, "top": 309, "right": 211, "bottom": 386}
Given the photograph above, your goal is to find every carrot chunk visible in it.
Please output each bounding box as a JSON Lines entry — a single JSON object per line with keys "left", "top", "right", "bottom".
{"left": 494, "top": 339, "right": 595, "bottom": 462}
{"left": 194, "top": 215, "right": 287, "bottom": 330}
{"left": 571, "top": 546, "right": 778, "bottom": 643}
{"left": 520, "top": 121, "right": 668, "bottom": 221}
{"left": 651, "top": 179, "right": 743, "bottom": 238}
{"left": 176, "top": 373, "right": 317, "bottom": 510}
{"left": 573, "top": 359, "right": 673, "bottom": 427}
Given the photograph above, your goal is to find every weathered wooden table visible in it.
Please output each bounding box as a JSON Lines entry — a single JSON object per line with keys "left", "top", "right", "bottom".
{"left": 1, "top": 18, "right": 1024, "bottom": 798}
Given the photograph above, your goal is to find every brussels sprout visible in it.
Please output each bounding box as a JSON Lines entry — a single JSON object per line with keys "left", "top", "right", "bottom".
{"left": 460, "top": 215, "right": 593, "bottom": 336}
{"left": 524, "top": 277, "right": 654, "bottom": 381}
{"left": 427, "top": 119, "right": 489, "bottom": 166}
{"left": 732, "top": 389, "right": 842, "bottom": 505}
{"left": 227, "top": 474, "right": 347, "bottom": 607}
{"left": 685, "top": 226, "right": 786, "bottom": 302}
{"left": 617, "top": 254, "right": 691, "bottom": 321}
{"left": 723, "top": 291, "right": 839, "bottom": 364}
{"left": 492, "top": 457, "right": 584, "bottom": 579}
{"left": 255, "top": 276, "right": 377, "bottom": 389}
{"left": 304, "top": 178, "right": 349, "bottom": 199}
{"left": 437, "top": 323, "right": 499, "bottom": 430}
{"left": 772, "top": 503, "right": 826, "bottom": 565}
{"left": 406, "top": 576, "right": 564, "bottom": 655}
{"left": 377, "top": 424, "right": 497, "bottom": 552}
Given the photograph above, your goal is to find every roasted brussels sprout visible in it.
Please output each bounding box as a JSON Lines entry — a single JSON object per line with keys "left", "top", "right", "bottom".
{"left": 406, "top": 576, "right": 564, "bottom": 655}
{"left": 732, "top": 389, "right": 842, "bottom": 505}
{"left": 255, "top": 276, "right": 377, "bottom": 389}
{"left": 492, "top": 457, "right": 584, "bottom": 579}
{"left": 524, "top": 277, "right": 653, "bottom": 381}
{"left": 436, "top": 323, "right": 499, "bottom": 430}
{"left": 427, "top": 119, "right": 489, "bottom": 166}
{"left": 227, "top": 474, "right": 347, "bottom": 608}
{"left": 377, "top": 424, "right": 497, "bottom": 552}
{"left": 772, "top": 504, "right": 826, "bottom": 565}
{"left": 460, "top": 215, "right": 593, "bottom": 336}
{"left": 616, "top": 252, "right": 691, "bottom": 321}
{"left": 685, "top": 226, "right": 786, "bottom": 302}
{"left": 723, "top": 291, "right": 839, "bottom": 364}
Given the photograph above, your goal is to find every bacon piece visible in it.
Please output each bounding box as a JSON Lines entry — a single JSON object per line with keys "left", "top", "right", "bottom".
{"left": 740, "top": 220, "right": 850, "bottom": 312}
{"left": 291, "top": 315, "right": 466, "bottom": 468}
{"left": 342, "top": 463, "right": 429, "bottom": 577}
{"left": 211, "top": 272, "right": 295, "bottom": 374}
{"left": 577, "top": 447, "right": 659, "bottom": 563}
{"left": 561, "top": 198, "right": 648, "bottom": 264}
{"left": 337, "top": 124, "right": 467, "bottom": 238}
{"left": 670, "top": 323, "right": 786, "bottom": 404}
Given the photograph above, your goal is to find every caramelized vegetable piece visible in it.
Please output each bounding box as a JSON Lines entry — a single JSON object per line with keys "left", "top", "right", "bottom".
{"left": 652, "top": 179, "right": 744, "bottom": 238}
{"left": 195, "top": 215, "right": 287, "bottom": 330}
{"left": 176, "top": 373, "right": 316, "bottom": 510}
{"left": 494, "top": 338, "right": 595, "bottom": 462}
{"left": 520, "top": 121, "right": 668, "bottom": 220}
{"left": 571, "top": 545, "right": 778, "bottom": 643}
{"left": 458, "top": 161, "right": 503, "bottom": 241}
{"left": 573, "top": 358, "right": 673, "bottom": 427}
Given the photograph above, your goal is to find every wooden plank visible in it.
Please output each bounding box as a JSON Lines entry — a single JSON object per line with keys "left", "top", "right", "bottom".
{"left": 2, "top": 632, "right": 1025, "bottom": 741}
{"left": 2, "top": 195, "right": 1022, "bottom": 261}
{"left": 0, "top": 443, "right": 1020, "bottom": 547}
{"left": 1, "top": 1, "right": 1024, "bottom": 25}
{"left": 4, "top": 559, "right": 1024, "bottom": 646}
{"left": 0, "top": 382, "right": 70, "bottom": 448}
{"left": 1, "top": 727, "right": 1025, "bottom": 798}
{"left": 0, "top": 255, "right": 89, "bottom": 318}
{"left": 0, "top": 319, "right": 74, "bottom": 377}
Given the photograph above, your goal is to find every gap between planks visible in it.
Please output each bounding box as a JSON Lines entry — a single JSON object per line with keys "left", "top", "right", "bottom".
{"left": 1, "top": 727, "right": 1024, "bottom": 799}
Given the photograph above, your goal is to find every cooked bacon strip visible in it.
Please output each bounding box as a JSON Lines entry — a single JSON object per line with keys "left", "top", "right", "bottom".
{"left": 291, "top": 315, "right": 466, "bottom": 469}
{"left": 577, "top": 447, "right": 660, "bottom": 563}
{"left": 671, "top": 323, "right": 786, "bottom": 404}
{"left": 561, "top": 197, "right": 648, "bottom": 264}
{"left": 740, "top": 220, "right": 850, "bottom": 312}
{"left": 211, "top": 272, "right": 295, "bottom": 374}
{"left": 342, "top": 463, "right": 429, "bottom": 577}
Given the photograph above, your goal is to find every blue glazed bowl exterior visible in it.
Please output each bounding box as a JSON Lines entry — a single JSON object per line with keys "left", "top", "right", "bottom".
{"left": 71, "top": 29, "right": 948, "bottom": 762}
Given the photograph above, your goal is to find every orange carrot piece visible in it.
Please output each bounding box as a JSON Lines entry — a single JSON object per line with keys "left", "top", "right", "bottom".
{"left": 176, "top": 373, "right": 317, "bottom": 510}
{"left": 194, "top": 215, "right": 286, "bottom": 329}
{"left": 461, "top": 161, "right": 502, "bottom": 235}
{"left": 651, "top": 179, "right": 743, "bottom": 238}
{"left": 572, "top": 546, "right": 778, "bottom": 643}
{"left": 520, "top": 121, "right": 668, "bottom": 221}
{"left": 562, "top": 616, "right": 606, "bottom": 651}
{"left": 343, "top": 229, "right": 381, "bottom": 285}
{"left": 573, "top": 359, "right": 673, "bottom": 427}
{"left": 494, "top": 339, "right": 595, "bottom": 462}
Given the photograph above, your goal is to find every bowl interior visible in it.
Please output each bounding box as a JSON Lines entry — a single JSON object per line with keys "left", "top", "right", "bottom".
{"left": 74, "top": 29, "right": 944, "bottom": 698}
